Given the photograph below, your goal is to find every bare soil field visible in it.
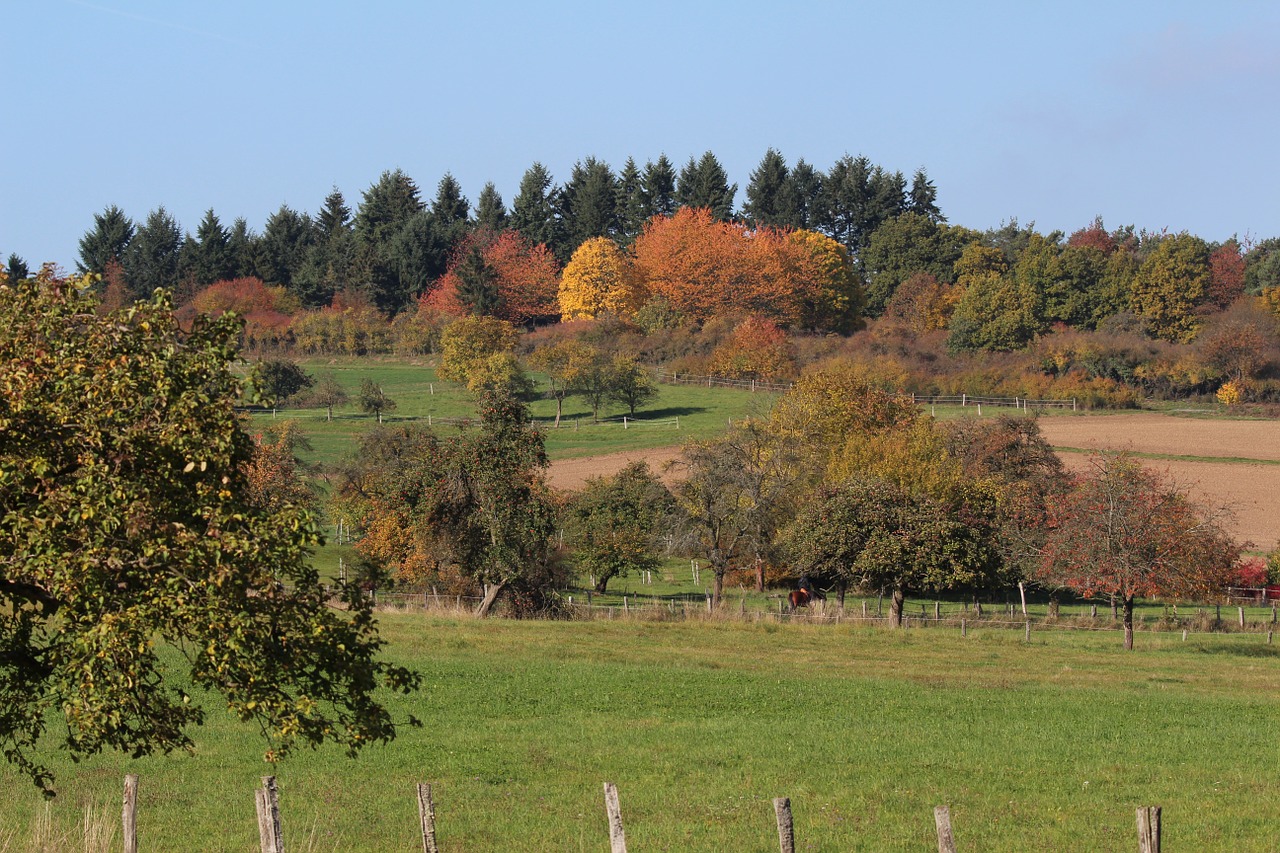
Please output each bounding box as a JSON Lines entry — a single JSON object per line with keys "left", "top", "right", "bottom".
{"left": 549, "top": 412, "right": 1279, "bottom": 550}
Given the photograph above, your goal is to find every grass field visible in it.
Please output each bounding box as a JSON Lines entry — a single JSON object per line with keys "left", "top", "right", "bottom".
{"left": 4, "top": 615, "right": 1278, "bottom": 851}
{"left": 249, "top": 358, "right": 779, "bottom": 466}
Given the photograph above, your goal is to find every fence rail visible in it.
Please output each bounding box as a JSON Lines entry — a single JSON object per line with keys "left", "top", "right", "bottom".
{"left": 656, "top": 370, "right": 794, "bottom": 393}
{"left": 911, "top": 393, "right": 1077, "bottom": 410}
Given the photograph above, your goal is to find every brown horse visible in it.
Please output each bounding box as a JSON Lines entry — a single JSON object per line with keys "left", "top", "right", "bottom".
{"left": 788, "top": 587, "right": 826, "bottom": 612}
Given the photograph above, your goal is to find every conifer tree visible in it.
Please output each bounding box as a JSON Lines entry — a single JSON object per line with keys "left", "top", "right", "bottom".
{"left": 78, "top": 205, "right": 134, "bottom": 275}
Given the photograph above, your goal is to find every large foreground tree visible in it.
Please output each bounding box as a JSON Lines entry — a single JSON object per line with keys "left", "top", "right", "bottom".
{"left": 0, "top": 273, "right": 417, "bottom": 793}
{"left": 1035, "top": 453, "right": 1241, "bottom": 649}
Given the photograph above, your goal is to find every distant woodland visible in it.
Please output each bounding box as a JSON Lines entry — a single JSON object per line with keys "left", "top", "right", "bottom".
{"left": 15, "top": 149, "right": 1280, "bottom": 407}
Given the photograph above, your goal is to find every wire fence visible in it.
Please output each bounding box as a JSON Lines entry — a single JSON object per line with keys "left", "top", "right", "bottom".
{"left": 655, "top": 370, "right": 794, "bottom": 393}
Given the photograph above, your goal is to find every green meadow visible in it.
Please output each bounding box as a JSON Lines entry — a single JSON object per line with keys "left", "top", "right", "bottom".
{"left": 245, "top": 357, "right": 780, "bottom": 466}
{"left": 3, "top": 615, "right": 1278, "bottom": 851}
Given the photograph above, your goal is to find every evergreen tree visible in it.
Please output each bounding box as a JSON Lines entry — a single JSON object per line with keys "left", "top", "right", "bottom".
{"left": 819, "top": 154, "right": 873, "bottom": 252}
{"left": 377, "top": 212, "right": 450, "bottom": 315}
{"left": 454, "top": 244, "right": 502, "bottom": 316}
{"left": 187, "top": 209, "right": 233, "bottom": 286}
{"left": 124, "top": 207, "right": 183, "bottom": 297}
{"left": 6, "top": 254, "right": 29, "bottom": 282}
{"left": 355, "top": 169, "right": 424, "bottom": 245}
{"left": 226, "top": 217, "right": 263, "bottom": 280}
{"left": 77, "top": 205, "right": 134, "bottom": 275}
{"left": 510, "top": 162, "right": 562, "bottom": 251}
{"left": 431, "top": 173, "right": 471, "bottom": 227}
{"left": 314, "top": 187, "right": 352, "bottom": 244}
{"left": 559, "top": 157, "right": 619, "bottom": 260}
{"left": 786, "top": 159, "right": 824, "bottom": 230}
{"left": 743, "top": 148, "right": 793, "bottom": 227}
{"left": 260, "top": 205, "right": 314, "bottom": 288}
{"left": 641, "top": 154, "right": 678, "bottom": 219}
{"left": 297, "top": 188, "right": 356, "bottom": 306}
{"left": 615, "top": 157, "right": 646, "bottom": 244}
{"left": 907, "top": 167, "right": 944, "bottom": 223}
{"left": 475, "top": 182, "right": 508, "bottom": 231}
{"left": 676, "top": 151, "right": 736, "bottom": 220}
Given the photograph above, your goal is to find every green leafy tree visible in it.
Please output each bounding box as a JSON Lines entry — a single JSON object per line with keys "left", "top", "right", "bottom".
{"left": 947, "top": 272, "right": 1042, "bottom": 352}
{"left": 1130, "top": 232, "right": 1212, "bottom": 342}
{"left": 1035, "top": 453, "right": 1241, "bottom": 649}
{"left": 569, "top": 462, "right": 673, "bottom": 593}
{"left": 358, "top": 378, "right": 397, "bottom": 423}
{"left": 859, "top": 212, "right": 971, "bottom": 315}
{"left": 0, "top": 273, "right": 417, "bottom": 793}
{"left": 607, "top": 355, "right": 658, "bottom": 416}
{"left": 255, "top": 358, "right": 314, "bottom": 408}
{"left": 438, "top": 315, "right": 526, "bottom": 394}
{"left": 335, "top": 394, "right": 557, "bottom": 616}
{"left": 311, "top": 372, "right": 350, "bottom": 421}
{"left": 781, "top": 477, "right": 1001, "bottom": 626}
{"left": 77, "top": 205, "right": 134, "bottom": 275}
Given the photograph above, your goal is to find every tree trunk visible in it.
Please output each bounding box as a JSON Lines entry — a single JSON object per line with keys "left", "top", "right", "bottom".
{"left": 326, "top": 405, "right": 332, "bottom": 422}
{"left": 754, "top": 558, "right": 764, "bottom": 593}
{"left": 1123, "top": 595, "right": 1135, "bottom": 650}
{"left": 1047, "top": 593, "right": 1060, "bottom": 620}
{"left": 712, "top": 570, "right": 725, "bottom": 607}
{"left": 475, "top": 581, "right": 505, "bottom": 617}
{"left": 837, "top": 583, "right": 846, "bottom": 610}
{"left": 891, "top": 587, "right": 906, "bottom": 627}
{"left": 554, "top": 395, "right": 563, "bottom": 428}
{"left": 594, "top": 574, "right": 610, "bottom": 594}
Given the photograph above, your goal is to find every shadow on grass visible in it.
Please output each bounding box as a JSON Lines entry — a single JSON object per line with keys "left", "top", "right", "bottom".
{"left": 1193, "top": 642, "right": 1280, "bottom": 658}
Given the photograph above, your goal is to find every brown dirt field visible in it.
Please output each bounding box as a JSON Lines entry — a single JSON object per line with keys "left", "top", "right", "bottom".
{"left": 549, "top": 412, "right": 1280, "bottom": 550}
{"left": 1036, "top": 413, "right": 1280, "bottom": 461}
{"left": 547, "top": 447, "right": 683, "bottom": 491}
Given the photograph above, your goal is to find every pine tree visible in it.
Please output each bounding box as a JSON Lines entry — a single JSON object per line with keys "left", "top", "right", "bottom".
{"left": 475, "top": 182, "right": 508, "bottom": 231}
{"left": 676, "top": 151, "right": 736, "bottom": 221}
{"left": 744, "top": 148, "right": 792, "bottom": 227}
{"left": 260, "top": 205, "right": 314, "bottom": 288}
{"left": 124, "top": 207, "right": 183, "bottom": 297}
{"left": 615, "top": 157, "right": 646, "bottom": 244}
{"left": 226, "top": 218, "right": 262, "bottom": 281}
{"left": 186, "top": 209, "right": 233, "bottom": 286}
{"left": 641, "top": 155, "right": 678, "bottom": 219}
{"left": 559, "top": 157, "right": 619, "bottom": 260}
{"left": 454, "top": 244, "right": 502, "bottom": 316}
{"left": 787, "top": 159, "right": 824, "bottom": 230}
{"left": 431, "top": 173, "right": 471, "bottom": 226}
{"left": 907, "top": 167, "right": 944, "bottom": 222}
{"left": 510, "top": 162, "right": 562, "bottom": 251}
{"left": 314, "top": 187, "right": 352, "bottom": 243}
{"left": 78, "top": 205, "right": 134, "bottom": 275}
{"left": 355, "top": 169, "right": 424, "bottom": 246}
{"left": 6, "top": 254, "right": 29, "bottom": 282}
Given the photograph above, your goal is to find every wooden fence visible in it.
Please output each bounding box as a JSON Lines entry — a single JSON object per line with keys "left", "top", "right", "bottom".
{"left": 111, "top": 774, "right": 1168, "bottom": 851}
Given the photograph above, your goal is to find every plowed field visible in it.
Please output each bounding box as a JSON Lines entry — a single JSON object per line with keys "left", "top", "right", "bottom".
{"left": 548, "top": 412, "right": 1280, "bottom": 550}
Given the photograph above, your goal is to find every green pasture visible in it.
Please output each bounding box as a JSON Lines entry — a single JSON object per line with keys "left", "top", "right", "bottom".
{"left": 4, "top": 615, "right": 1278, "bottom": 851}
{"left": 246, "top": 358, "right": 779, "bottom": 466}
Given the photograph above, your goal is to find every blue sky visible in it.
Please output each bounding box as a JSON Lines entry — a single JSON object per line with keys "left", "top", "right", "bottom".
{"left": 5, "top": 0, "right": 1279, "bottom": 269}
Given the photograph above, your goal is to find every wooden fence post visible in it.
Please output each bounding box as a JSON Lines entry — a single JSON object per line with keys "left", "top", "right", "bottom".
{"left": 773, "top": 797, "right": 795, "bottom": 853}
{"left": 603, "top": 782, "right": 627, "bottom": 853}
{"left": 961, "top": 618, "right": 966, "bottom": 637}
{"left": 122, "top": 774, "right": 139, "bottom": 853}
{"left": 255, "top": 776, "right": 284, "bottom": 853}
{"left": 417, "top": 782, "right": 439, "bottom": 853}
{"left": 1238, "top": 606, "right": 1245, "bottom": 628}
{"left": 934, "top": 805, "right": 957, "bottom": 853}
{"left": 1136, "top": 805, "right": 1161, "bottom": 853}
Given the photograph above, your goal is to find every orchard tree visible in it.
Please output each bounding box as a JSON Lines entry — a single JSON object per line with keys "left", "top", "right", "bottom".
{"left": 255, "top": 358, "right": 314, "bottom": 408}
{"left": 437, "top": 315, "right": 522, "bottom": 393}
{"left": 527, "top": 338, "right": 592, "bottom": 427}
{"left": 568, "top": 462, "right": 673, "bottom": 593}
{"left": 781, "top": 477, "right": 1001, "bottom": 626}
{"left": 312, "top": 372, "right": 350, "bottom": 421}
{"left": 0, "top": 273, "right": 417, "bottom": 793}
{"left": 1035, "top": 453, "right": 1241, "bottom": 649}
{"left": 358, "top": 378, "right": 397, "bottom": 423}
{"left": 607, "top": 355, "right": 658, "bottom": 417}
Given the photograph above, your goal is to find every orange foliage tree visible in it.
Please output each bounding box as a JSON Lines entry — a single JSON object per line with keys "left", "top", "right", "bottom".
{"left": 708, "top": 316, "right": 796, "bottom": 381}
{"left": 631, "top": 207, "right": 752, "bottom": 322}
{"left": 746, "top": 229, "right": 864, "bottom": 331}
{"left": 186, "top": 277, "right": 301, "bottom": 349}
{"left": 423, "top": 228, "right": 560, "bottom": 324}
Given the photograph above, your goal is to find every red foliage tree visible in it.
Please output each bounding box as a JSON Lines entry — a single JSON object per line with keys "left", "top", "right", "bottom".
{"left": 1035, "top": 453, "right": 1241, "bottom": 649}
{"left": 1204, "top": 239, "right": 1246, "bottom": 311}
{"left": 424, "top": 228, "right": 560, "bottom": 324}
{"left": 184, "top": 277, "right": 300, "bottom": 349}
{"left": 631, "top": 207, "right": 752, "bottom": 322}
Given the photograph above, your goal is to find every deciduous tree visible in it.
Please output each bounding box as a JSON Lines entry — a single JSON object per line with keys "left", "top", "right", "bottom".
{"left": 568, "top": 462, "right": 673, "bottom": 593}
{"left": 0, "top": 273, "right": 416, "bottom": 793}
{"left": 558, "top": 237, "right": 645, "bottom": 321}
{"left": 1034, "top": 453, "right": 1241, "bottom": 649}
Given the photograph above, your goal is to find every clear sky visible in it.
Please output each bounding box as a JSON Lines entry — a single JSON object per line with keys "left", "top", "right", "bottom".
{"left": 5, "top": 0, "right": 1279, "bottom": 270}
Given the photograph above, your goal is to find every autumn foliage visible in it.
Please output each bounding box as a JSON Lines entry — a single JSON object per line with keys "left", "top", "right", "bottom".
{"left": 558, "top": 237, "right": 646, "bottom": 320}
{"left": 423, "top": 228, "right": 560, "bottom": 323}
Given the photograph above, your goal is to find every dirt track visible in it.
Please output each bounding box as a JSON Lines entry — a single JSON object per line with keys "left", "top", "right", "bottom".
{"left": 548, "top": 412, "right": 1280, "bottom": 549}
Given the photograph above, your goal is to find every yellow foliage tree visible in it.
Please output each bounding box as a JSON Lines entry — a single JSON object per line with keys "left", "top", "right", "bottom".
{"left": 558, "top": 237, "right": 646, "bottom": 320}
{"left": 438, "top": 315, "right": 523, "bottom": 392}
